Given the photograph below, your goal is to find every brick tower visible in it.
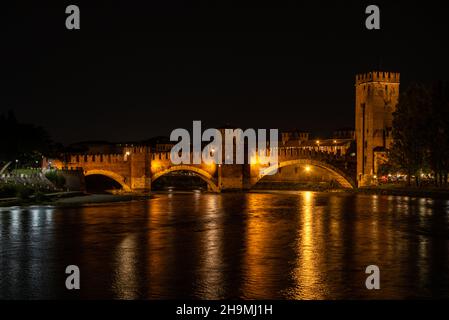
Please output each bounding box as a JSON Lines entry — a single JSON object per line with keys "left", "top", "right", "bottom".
{"left": 355, "top": 71, "right": 400, "bottom": 186}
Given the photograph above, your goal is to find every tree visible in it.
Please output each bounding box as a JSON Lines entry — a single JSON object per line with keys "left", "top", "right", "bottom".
{"left": 0, "top": 110, "right": 53, "bottom": 169}
{"left": 389, "top": 84, "right": 430, "bottom": 186}
{"left": 426, "top": 81, "right": 449, "bottom": 186}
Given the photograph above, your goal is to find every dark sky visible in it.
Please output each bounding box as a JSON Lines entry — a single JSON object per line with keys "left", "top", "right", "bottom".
{"left": 2, "top": 0, "right": 449, "bottom": 144}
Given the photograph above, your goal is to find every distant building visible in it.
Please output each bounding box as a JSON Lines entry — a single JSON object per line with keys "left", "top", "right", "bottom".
{"left": 333, "top": 128, "right": 355, "bottom": 140}
{"left": 355, "top": 71, "right": 400, "bottom": 186}
{"left": 141, "top": 136, "right": 174, "bottom": 152}
{"left": 280, "top": 130, "right": 309, "bottom": 146}
{"left": 296, "top": 138, "right": 354, "bottom": 156}
{"left": 280, "top": 128, "right": 354, "bottom": 156}
{"left": 67, "top": 141, "right": 121, "bottom": 154}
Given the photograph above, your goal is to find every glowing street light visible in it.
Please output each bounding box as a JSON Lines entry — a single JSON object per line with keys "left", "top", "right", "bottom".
{"left": 305, "top": 165, "right": 311, "bottom": 173}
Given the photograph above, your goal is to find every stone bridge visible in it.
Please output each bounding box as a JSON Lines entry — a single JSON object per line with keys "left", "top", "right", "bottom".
{"left": 56, "top": 146, "right": 356, "bottom": 192}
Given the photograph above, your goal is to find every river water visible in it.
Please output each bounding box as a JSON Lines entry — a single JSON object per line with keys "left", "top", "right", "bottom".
{"left": 1, "top": 191, "right": 449, "bottom": 299}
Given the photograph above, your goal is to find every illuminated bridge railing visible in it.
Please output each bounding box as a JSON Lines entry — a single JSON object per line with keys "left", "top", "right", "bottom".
{"left": 150, "top": 147, "right": 351, "bottom": 160}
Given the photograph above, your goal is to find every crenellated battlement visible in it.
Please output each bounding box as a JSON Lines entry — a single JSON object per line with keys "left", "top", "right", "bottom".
{"left": 123, "top": 145, "right": 149, "bottom": 154}
{"left": 68, "top": 153, "right": 127, "bottom": 164}
{"left": 151, "top": 152, "right": 171, "bottom": 161}
{"left": 355, "top": 71, "right": 400, "bottom": 85}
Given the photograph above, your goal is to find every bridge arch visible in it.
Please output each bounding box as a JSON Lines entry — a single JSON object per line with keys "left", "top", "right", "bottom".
{"left": 257, "top": 159, "right": 356, "bottom": 189}
{"left": 84, "top": 169, "right": 132, "bottom": 192}
{"left": 151, "top": 165, "right": 220, "bottom": 192}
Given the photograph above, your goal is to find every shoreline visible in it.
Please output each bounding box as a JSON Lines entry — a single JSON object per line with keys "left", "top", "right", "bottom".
{"left": 250, "top": 186, "right": 449, "bottom": 200}
{"left": 2, "top": 186, "right": 449, "bottom": 208}
{"left": 356, "top": 186, "right": 449, "bottom": 199}
{"left": 0, "top": 192, "right": 151, "bottom": 208}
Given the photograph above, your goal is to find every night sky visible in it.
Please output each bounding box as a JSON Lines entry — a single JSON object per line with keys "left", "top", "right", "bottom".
{"left": 2, "top": 1, "right": 449, "bottom": 144}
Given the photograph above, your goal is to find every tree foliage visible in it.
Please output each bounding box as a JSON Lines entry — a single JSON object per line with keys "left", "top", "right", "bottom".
{"left": 0, "top": 110, "right": 53, "bottom": 167}
{"left": 389, "top": 82, "right": 449, "bottom": 186}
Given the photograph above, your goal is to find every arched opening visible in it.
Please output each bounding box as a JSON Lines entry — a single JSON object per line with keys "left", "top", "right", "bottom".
{"left": 84, "top": 170, "right": 131, "bottom": 192}
{"left": 151, "top": 166, "right": 220, "bottom": 192}
{"left": 152, "top": 170, "right": 208, "bottom": 191}
{"left": 254, "top": 160, "right": 355, "bottom": 190}
{"left": 85, "top": 174, "right": 123, "bottom": 194}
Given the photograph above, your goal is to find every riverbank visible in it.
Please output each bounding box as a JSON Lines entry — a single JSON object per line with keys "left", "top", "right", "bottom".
{"left": 2, "top": 185, "right": 449, "bottom": 207}
{"left": 0, "top": 191, "right": 151, "bottom": 207}
{"left": 252, "top": 182, "right": 449, "bottom": 199}
{"left": 55, "top": 194, "right": 145, "bottom": 205}
{"left": 252, "top": 181, "right": 340, "bottom": 192}
{"left": 357, "top": 184, "right": 449, "bottom": 199}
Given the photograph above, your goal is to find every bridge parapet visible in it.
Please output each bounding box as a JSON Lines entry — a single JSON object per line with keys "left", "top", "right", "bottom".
{"left": 150, "top": 147, "right": 347, "bottom": 163}
{"left": 277, "top": 147, "right": 352, "bottom": 163}
{"left": 68, "top": 153, "right": 126, "bottom": 164}
{"left": 151, "top": 152, "right": 171, "bottom": 161}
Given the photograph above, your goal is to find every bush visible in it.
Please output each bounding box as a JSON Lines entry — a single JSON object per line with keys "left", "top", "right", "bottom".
{"left": 0, "top": 183, "right": 18, "bottom": 197}
{"left": 34, "top": 191, "right": 49, "bottom": 202}
{"left": 16, "top": 185, "right": 34, "bottom": 200}
{"left": 45, "top": 171, "right": 66, "bottom": 188}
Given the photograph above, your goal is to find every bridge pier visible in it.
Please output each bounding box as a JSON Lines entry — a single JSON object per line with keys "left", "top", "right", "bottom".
{"left": 218, "top": 164, "right": 248, "bottom": 191}
{"left": 127, "top": 147, "right": 151, "bottom": 192}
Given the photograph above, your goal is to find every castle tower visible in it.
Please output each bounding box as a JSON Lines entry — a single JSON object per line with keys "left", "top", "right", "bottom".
{"left": 355, "top": 71, "right": 400, "bottom": 187}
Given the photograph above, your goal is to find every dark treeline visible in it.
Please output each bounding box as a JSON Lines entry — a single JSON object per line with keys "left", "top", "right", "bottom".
{"left": 0, "top": 110, "right": 58, "bottom": 171}
{"left": 388, "top": 81, "right": 449, "bottom": 186}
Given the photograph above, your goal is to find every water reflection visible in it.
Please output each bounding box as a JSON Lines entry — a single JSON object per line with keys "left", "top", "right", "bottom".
{"left": 1, "top": 192, "right": 449, "bottom": 299}
{"left": 293, "top": 191, "right": 325, "bottom": 299}
{"left": 196, "top": 195, "right": 224, "bottom": 299}
{"left": 242, "top": 193, "right": 288, "bottom": 299}
{"left": 145, "top": 196, "right": 176, "bottom": 298}
{"left": 10, "top": 207, "right": 20, "bottom": 237}
{"left": 113, "top": 235, "right": 139, "bottom": 299}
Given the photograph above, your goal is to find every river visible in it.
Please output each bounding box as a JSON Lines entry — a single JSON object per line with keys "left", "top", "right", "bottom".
{"left": 1, "top": 191, "right": 449, "bottom": 299}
